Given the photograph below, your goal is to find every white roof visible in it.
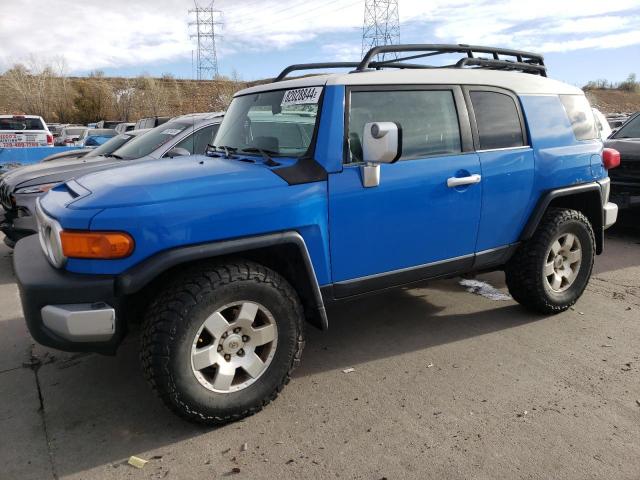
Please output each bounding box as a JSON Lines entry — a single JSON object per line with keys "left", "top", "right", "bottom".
{"left": 238, "top": 69, "right": 583, "bottom": 96}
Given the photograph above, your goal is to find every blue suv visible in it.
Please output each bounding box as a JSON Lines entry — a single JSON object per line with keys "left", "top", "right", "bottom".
{"left": 13, "top": 45, "right": 620, "bottom": 424}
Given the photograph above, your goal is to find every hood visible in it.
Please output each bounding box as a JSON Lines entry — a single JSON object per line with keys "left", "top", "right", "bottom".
{"left": 71, "top": 155, "right": 288, "bottom": 209}
{"left": 41, "top": 149, "right": 91, "bottom": 163}
{"left": 1, "top": 155, "right": 123, "bottom": 190}
{"left": 604, "top": 138, "right": 640, "bottom": 161}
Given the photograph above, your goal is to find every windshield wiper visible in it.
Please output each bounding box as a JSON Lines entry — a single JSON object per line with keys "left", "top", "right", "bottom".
{"left": 104, "top": 154, "right": 123, "bottom": 159}
{"left": 240, "top": 147, "right": 281, "bottom": 166}
{"left": 207, "top": 145, "right": 238, "bottom": 159}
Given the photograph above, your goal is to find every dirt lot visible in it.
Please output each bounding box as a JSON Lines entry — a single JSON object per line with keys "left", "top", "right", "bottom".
{"left": 1, "top": 215, "right": 639, "bottom": 480}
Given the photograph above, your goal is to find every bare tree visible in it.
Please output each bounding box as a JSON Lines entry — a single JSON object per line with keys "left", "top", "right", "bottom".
{"left": 111, "top": 78, "right": 137, "bottom": 121}
{"left": 3, "top": 55, "right": 57, "bottom": 118}
{"left": 138, "top": 76, "right": 168, "bottom": 117}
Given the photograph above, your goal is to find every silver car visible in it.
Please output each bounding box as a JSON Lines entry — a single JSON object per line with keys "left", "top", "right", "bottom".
{"left": 0, "top": 112, "right": 224, "bottom": 247}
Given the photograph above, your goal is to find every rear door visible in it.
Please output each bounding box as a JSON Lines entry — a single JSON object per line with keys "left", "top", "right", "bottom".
{"left": 328, "top": 86, "right": 482, "bottom": 296}
{"left": 463, "top": 87, "right": 535, "bottom": 255}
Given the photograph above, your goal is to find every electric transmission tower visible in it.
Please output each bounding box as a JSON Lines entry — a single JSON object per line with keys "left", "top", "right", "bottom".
{"left": 189, "top": 1, "right": 222, "bottom": 80}
{"left": 361, "top": 0, "right": 400, "bottom": 61}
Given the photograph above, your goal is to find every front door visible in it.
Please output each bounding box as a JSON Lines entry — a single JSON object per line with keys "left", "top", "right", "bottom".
{"left": 328, "top": 86, "right": 482, "bottom": 297}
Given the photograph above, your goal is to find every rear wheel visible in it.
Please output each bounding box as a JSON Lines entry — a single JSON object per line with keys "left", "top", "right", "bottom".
{"left": 505, "top": 208, "right": 595, "bottom": 314}
{"left": 141, "top": 260, "right": 304, "bottom": 425}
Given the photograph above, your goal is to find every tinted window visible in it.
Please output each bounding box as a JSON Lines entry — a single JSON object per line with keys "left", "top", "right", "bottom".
{"left": 175, "top": 125, "right": 217, "bottom": 154}
{"left": 470, "top": 91, "right": 525, "bottom": 150}
{"left": 559, "top": 95, "right": 598, "bottom": 141}
{"left": 348, "top": 90, "right": 461, "bottom": 162}
{"left": 0, "top": 117, "right": 45, "bottom": 130}
{"left": 613, "top": 114, "right": 640, "bottom": 139}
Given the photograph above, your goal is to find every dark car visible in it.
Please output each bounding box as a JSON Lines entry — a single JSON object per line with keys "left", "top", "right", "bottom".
{"left": 0, "top": 113, "right": 223, "bottom": 247}
{"left": 134, "top": 116, "right": 171, "bottom": 130}
{"left": 604, "top": 112, "right": 640, "bottom": 209}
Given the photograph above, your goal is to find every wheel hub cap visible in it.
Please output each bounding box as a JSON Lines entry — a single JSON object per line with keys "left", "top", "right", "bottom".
{"left": 190, "top": 301, "right": 278, "bottom": 393}
{"left": 222, "top": 334, "right": 244, "bottom": 355}
{"left": 544, "top": 232, "right": 583, "bottom": 293}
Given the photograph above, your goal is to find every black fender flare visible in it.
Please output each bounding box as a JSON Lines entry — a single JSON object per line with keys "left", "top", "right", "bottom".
{"left": 115, "top": 231, "right": 328, "bottom": 330}
{"left": 520, "top": 182, "right": 604, "bottom": 253}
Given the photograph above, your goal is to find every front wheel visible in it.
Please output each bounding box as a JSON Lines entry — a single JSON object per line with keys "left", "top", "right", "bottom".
{"left": 141, "top": 261, "right": 305, "bottom": 425}
{"left": 505, "top": 208, "right": 595, "bottom": 314}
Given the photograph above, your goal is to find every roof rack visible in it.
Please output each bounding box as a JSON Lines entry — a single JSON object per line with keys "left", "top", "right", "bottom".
{"left": 275, "top": 43, "right": 547, "bottom": 82}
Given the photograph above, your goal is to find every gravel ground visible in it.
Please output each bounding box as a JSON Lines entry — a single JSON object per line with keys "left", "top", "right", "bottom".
{"left": 1, "top": 214, "right": 638, "bottom": 480}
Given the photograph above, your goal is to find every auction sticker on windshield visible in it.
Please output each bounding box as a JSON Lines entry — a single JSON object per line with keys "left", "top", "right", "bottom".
{"left": 281, "top": 87, "right": 323, "bottom": 106}
{"left": 161, "top": 128, "right": 182, "bottom": 135}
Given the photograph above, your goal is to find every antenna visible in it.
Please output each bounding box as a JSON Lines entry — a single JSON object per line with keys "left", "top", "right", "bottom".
{"left": 188, "top": 1, "right": 222, "bottom": 80}
{"left": 361, "top": 0, "right": 401, "bottom": 61}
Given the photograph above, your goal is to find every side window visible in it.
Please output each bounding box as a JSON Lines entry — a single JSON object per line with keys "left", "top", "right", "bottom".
{"left": 347, "top": 90, "right": 462, "bottom": 163}
{"left": 470, "top": 91, "right": 525, "bottom": 150}
{"left": 559, "top": 95, "right": 598, "bottom": 141}
{"left": 174, "top": 125, "right": 215, "bottom": 154}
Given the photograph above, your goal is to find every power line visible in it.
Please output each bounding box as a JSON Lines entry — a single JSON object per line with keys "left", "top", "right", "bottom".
{"left": 188, "top": 0, "right": 223, "bottom": 79}
{"left": 361, "top": 0, "right": 400, "bottom": 60}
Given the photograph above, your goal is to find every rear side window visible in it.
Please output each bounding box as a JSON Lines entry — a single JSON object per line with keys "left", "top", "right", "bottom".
{"left": 348, "top": 90, "right": 461, "bottom": 162}
{"left": 559, "top": 95, "right": 598, "bottom": 141}
{"left": 0, "top": 117, "right": 45, "bottom": 131}
{"left": 470, "top": 91, "right": 525, "bottom": 150}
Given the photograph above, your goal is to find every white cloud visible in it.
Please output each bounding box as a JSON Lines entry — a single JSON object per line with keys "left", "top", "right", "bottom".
{"left": 0, "top": 0, "right": 639, "bottom": 73}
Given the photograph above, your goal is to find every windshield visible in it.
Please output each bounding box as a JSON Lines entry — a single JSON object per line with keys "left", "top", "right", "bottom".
{"left": 113, "top": 121, "right": 191, "bottom": 160}
{"left": 613, "top": 114, "right": 640, "bottom": 139}
{"left": 214, "top": 87, "right": 322, "bottom": 157}
{"left": 85, "top": 134, "right": 136, "bottom": 158}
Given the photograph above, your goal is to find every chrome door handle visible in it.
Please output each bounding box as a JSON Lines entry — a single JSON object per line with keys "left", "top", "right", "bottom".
{"left": 447, "top": 174, "right": 482, "bottom": 188}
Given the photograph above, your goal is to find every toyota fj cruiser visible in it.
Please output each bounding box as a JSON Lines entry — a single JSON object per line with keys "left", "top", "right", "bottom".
{"left": 13, "top": 45, "right": 620, "bottom": 425}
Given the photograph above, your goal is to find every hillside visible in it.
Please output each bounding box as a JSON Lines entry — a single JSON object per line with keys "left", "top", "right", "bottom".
{"left": 584, "top": 89, "right": 640, "bottom": 114}
{"left": 0, "top": 74, "right": 252, "bottom": 123}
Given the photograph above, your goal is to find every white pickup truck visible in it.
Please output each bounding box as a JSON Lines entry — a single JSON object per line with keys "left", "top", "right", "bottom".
{"left": 0, "top": 115, "right": 53, "bottom": 148}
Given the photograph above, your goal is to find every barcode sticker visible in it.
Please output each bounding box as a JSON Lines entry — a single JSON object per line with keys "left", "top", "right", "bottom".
{"left": 281, "top": 87, "right": 323, "bottom": 106}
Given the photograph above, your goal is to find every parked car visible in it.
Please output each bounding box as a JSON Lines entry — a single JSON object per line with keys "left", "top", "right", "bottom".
{"left": 41, "top": 128, "right": 150, "bottom": 163}
{"left": 134, "top": 116, "right": 171, "bottom": 130}
{"left": 114, "top": 122, "right": 135, "bottom": 134}
{"left": 55, "top": 126, "right": 88, "bottom": 146}
{"left": 10, "top": 45, "right": 620, "bottom": 425}
{"left": 79, "top": 128, "right": 117, "bottom": 147}
{"left": 0, "top": 113, "right": 223, "bottom": 246}
{"left": 0, "top": 115, "right": 53, "bottom": 147}
{"left": 592, "top": 108, "right": 613, "bottom": 141}
{"left": 96, "top": 120, "right": 124, "bottom": 129}
{"left": 604, "top": 112, "right": 640, "bottom": 209}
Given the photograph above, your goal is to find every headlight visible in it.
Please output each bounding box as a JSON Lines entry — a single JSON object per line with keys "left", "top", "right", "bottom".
{"left": 15, "top": 183, "right": 58, "bottom": 195}
{"left": 35, "top": 199, "right": 66, "bottom": 268}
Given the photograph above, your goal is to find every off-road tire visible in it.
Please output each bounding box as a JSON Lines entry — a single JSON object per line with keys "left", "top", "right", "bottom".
{"left": 141, "top": 260, "right": 305, "bottom": 425}
{"left": 505, "top": 208, "right": 595, "bottom": 314}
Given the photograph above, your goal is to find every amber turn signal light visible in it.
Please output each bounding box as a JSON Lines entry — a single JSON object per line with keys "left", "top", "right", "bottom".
{"left": 60, "top": 231, "right": 135, "bottom": 259}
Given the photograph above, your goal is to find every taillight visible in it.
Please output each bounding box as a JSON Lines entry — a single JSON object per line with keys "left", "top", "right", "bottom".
{"left": 46, "top": 134, "right": 53, "bottom": 145}
{"left": 602, "top": 148, "right": 620, "bottom": 170}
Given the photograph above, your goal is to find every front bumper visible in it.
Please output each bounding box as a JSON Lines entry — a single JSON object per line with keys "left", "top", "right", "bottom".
{"left": 13, "top": 235, "right": 124, "bottom": 354}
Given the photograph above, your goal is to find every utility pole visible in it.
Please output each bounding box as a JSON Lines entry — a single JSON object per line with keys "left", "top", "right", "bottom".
{"left": 361, "top": 0, "right": 400, "bottom": 60}
{"left": 188, "top": 1, "right": 222, "bottom": 80}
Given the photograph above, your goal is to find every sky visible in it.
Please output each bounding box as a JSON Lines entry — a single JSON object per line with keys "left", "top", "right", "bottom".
{"left": 1, "top": 0, "right": 639, "bottom": 86}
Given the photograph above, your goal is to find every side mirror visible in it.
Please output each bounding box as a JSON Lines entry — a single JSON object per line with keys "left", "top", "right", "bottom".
{"left": 165, "top": 147, "right": 191, "bottom": 158}
{"left": 361, "top": 122, "right": 401, "bottom": 188}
